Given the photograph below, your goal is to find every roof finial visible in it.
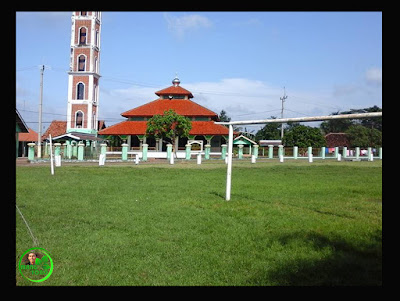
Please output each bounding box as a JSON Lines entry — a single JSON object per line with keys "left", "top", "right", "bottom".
{"left": 172, "top": 73, "right": 180, "bottom": 86}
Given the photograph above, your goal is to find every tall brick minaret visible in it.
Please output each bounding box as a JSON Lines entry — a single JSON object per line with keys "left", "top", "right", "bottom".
{"left": 66, "top": 11, "right": 101, "bottom": 134}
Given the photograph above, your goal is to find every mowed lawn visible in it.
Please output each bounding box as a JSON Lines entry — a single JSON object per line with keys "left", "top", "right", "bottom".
{"left": 16, "top": 160, "right": 382, "bottom": 286}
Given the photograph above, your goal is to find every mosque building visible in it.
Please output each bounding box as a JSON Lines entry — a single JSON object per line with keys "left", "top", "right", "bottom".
{"left": 98, "top": 76, "right": 230, "bottom": 152}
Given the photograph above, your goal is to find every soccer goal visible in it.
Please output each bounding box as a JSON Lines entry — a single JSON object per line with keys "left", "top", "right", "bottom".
{"left": 215, "top": 112, "right": 382, "bottom": 201}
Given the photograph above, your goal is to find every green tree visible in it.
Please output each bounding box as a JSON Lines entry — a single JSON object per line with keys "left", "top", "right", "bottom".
{"left": 320, "top": 111, "right": 353, "bottom": 134}
{"left": 146, "top": 109, "right": 192, "bottom": 157}
{"left": 282, "top": 124, "right": 326, "bottom": 148}
{"left": 241, "top": 127, "right": 256, "bottom": 140}
{"left": 345, "top": 125, "right": 382, "bottom": 148}
{"left": 255, "top": 116, "right": 281, "bottom": 141}
{"left": 105, "top": 135, "right": 122, "bottom": 147}
{"left": 218, "top": 110, "right": 231, "bottom": 123}
{"left": 359, "top": 106, "right": 382, "bottom": 131}
{"left": 218, "top": 109, "right": 243, "bottom": 132}
{"left": 319, "top": 106, "right": 382, "bottom": 134}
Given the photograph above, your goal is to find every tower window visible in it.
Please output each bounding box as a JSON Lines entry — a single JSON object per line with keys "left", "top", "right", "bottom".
{"left": 77, "top": 83, "right": 85, "bottom": 100}
{"left": 79, "top": 27, "right": 87, "bottom": 45}
{"left": 94, "top": 57, "right": 98, "bottom": 73}
{"left": 95, "top": 30, "right": 99, "bottom": 47}
{"left": 78, "top": 55, "right": 85, "bottom": 71}
{"left": 75, "top": 111, "right": 84, "bottom": 128}
{"left": 93, "top": 112, "right": 97, "bottom": 130}
{"left": 93, "top": 84, "right": 97, "bottom": 103}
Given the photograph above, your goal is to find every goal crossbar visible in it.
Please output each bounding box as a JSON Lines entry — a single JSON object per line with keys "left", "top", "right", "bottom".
{"left": 215, "top": 112, "right": 382, "bottom": 126}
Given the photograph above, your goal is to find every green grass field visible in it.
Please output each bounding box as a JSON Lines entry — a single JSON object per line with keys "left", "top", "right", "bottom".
{"left": 16, "top": 160, "right": 382, "bottom": 286}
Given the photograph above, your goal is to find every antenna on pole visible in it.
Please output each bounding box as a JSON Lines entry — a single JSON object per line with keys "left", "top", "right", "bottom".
{"left": 280, "top": 87, "right": 288, "bottom": 139}
{"left": 37, "top": 64, "right": 45, "bottom": 158}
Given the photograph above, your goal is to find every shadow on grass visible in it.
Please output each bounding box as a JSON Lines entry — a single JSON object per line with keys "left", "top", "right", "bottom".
{"left": 209, "top": 191, "right": 226, "bottom": 200}
{"left": 252, "top": 230, "right": 382, "bottom": 286}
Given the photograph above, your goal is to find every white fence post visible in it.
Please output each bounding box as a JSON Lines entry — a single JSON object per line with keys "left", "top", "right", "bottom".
{"left": 49, "top": 134, "right": 54, "bottom": 175}
{"left": 308, "top": 147, "right": 313, "bottom": 163}
{"left": 99, "top": 153, "right": 105, "bottom": 166}
{"left": 226, "top": 125, "right": 234, "bottom": 201}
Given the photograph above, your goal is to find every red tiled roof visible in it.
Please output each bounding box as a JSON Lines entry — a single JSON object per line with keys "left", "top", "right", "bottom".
{"left": 18, "top": 128, "right": 38, "bottom": 142}
{"left": 190, "top": 121, "right": 230, "bottom": 135}
{"left": 41, "top": 120, "right": 107, "bottom": 140}
{"left": 325, "top": 133, "right": 350, "bottom": 148}
{"left": 121, "top": 98, "right": 218, "bottom": 118}
{"left": 155, "top": 85, "right": 193, "bottom": 98}
{"left": 98, "top": 121, "right": 147, "bottom": 135}
{"left": 98, "top": 121, "right": 230, "bottom": 136}
{"left": 41, "top": 120, "right": 67, "bottom": 141}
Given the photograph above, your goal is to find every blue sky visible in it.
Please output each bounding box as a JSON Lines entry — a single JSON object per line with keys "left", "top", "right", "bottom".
{"left": 16, "top": 11, "right": 382, "bottom": 133}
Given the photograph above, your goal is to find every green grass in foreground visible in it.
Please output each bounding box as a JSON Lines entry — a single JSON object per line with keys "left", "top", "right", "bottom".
{"left": 16, "top": 160, "right": 382, "bottom": 285}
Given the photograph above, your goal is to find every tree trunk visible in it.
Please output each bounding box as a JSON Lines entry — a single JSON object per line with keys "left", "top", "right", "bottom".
{"left": 172, "top": 137, "right": 177, "bottom": 158}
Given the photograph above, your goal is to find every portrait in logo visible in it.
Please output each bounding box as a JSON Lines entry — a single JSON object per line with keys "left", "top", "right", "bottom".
{"left": 19, "top": 248, "right": 53, "bottom": 283}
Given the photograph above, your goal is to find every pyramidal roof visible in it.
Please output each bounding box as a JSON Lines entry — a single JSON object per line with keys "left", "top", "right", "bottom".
{"left": 121, "top": 98, "right": 218, "bottom": 118}
{"left": 121, "top": 77, "right": 217, "bottom": 118}
{"left": 154, "top": 85, "right": 194, "bottom": 98}
{"left": 154, "top": 76, "right": 193, "bottom": 98}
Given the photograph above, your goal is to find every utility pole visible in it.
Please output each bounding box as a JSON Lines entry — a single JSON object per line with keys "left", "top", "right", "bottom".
{"left": 37, "top": 65, "right": 45, "bottom": 158}
{"left": 280, "top": 87, "right": 287, "bottom": 139}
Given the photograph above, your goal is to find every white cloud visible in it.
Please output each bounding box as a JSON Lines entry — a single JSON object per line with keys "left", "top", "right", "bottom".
{"left": 185, "top": 78, "right": 282, "bottom": 118}
{"left": 99, "top": 85, "right": 160, "bottom": 123}
{"left": 365, "top": 67, "right": 382, "bottom": 85}
{"left": 163, "top": 13, "right": 213, "bottom": 39}
{"left": 99, "top": 78, "right": 281, "bottom": 127}
{"left": 100, "top": 78, "right": 325, "bottom": 123}
{"left": 98, "top": 76, "right": 382, "bottom": 133}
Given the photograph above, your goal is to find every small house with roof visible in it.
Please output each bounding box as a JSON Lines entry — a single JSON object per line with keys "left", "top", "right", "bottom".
{"left": 17, "top": 127, "right": 38, "bottom": 158}
{"left": 16, "top": 109, "right": 29, "bottom": 158}
{"left": 233, "top": 135, "right": 257, "bottom": 156}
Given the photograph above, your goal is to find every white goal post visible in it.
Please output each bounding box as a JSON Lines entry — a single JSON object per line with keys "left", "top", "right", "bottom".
{"left": 215, "top": 112, "right": 382, "bottom": 201}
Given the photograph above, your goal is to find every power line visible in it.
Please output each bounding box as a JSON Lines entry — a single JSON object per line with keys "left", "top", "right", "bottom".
{"left": 17, "top": 65, "right": 380, "bottom": 119}
{"left": 18, "top": 108, "right": 126, "bottom": 122}
{"left": 284, "top": 108, "right": 310, "bottom": 117}
{"left": 289, "top": 94, "right": 341, "bottom": 110}
{"left": 101, "top": 76, "right": 161, "bottom": 88}
{"left": 18, "top": 66, "right": 281, "bottom": 99}
{"left": 230, "top": 108, "right": 281, "bottom": 118}
{"left": 16, "top": 65, "right": 38, "bottom": 72}
{"left": 18, "top": 109, "right": 67, "bottom": 116}
{"left": 16, "top": 65, "right": 354, "bottom": 111}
